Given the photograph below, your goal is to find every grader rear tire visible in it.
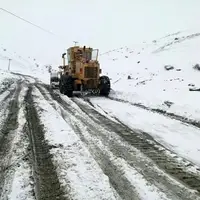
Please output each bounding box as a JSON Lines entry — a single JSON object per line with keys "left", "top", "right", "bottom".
{"left": 62, "top": 75, "right": 74, "bottom": 97}
{"left": 59, "top": 80, "right": 64, "bottom": 94}
{"left": 99, "top": 76, "right": 111, "bottom": 96}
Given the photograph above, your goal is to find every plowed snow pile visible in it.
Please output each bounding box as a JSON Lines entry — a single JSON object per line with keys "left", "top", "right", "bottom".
{"left": 100, "top": 29, "right": 200, "bottom": 120}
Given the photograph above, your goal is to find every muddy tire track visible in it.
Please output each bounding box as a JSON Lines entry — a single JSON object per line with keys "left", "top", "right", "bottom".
{"left": 0, "top": 82, "right": 21, "bottom": 132}
{"left": 0, "top": 79, "right": 21, "bottom": 104}
{"left": 0, "top": 78, "right": 16, "bottom": 96}
{"left": 75, "top": 98, "right": 200, "bottom": 193}
{"left": 24, "top": 85, "right": 66, "bottom": 200}
{"left": 37, "top": 84, "right": 200, "bottom": 200}
{"left": 35, "top": 84, "right": 140, "bottom": 200}
{"left": 73, "top": 98, "right": 200, "bottom": 199}
{"left": 0, "top": 81, "right": 22, "bottom": 195}
{"left": 107, "top": 96, "right": 200, "bottom": 129}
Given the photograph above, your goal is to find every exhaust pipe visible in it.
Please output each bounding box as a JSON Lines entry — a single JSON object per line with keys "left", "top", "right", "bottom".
{"left": 62, "top": 53, "right": 66, "bottom": 67}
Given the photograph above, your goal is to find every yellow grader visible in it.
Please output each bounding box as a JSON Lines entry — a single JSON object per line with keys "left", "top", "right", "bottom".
{"left": 58, "top": 45, "right": 111, "bottom": 97}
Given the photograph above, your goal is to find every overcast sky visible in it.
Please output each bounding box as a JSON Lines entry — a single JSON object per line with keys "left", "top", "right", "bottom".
{"left": 0, "top": 0, "right": 200, "bottom": 66}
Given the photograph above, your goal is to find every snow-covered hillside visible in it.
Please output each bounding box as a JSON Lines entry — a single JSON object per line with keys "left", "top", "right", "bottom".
{"left": 0, "top": 44, "right": 50, "bottom": 84}
{"left": 100, "top": 29, "right": 200, "bottom": 121}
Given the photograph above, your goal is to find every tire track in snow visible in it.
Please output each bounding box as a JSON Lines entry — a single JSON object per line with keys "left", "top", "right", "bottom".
{"left": 107, "top": 96, "right": 200, "bottom": 130}
{"left": 72, "top": 97, "right": 200, "bottom": 200}
{"left": 35, "top": 85, "right": 140, "bottom": 200}
{"left": 74, "top": 98, "right": 200, "bottom": 195}
{"left": 0, "top": 81, "right": 22, "bottom": 196}
{"left": 0, "top": 82, "right": 35, "bottom": 200}
{"left": 0, "top": 79, "right": 23, "bottom": 113}
{"left": 0, "top": 83, "right": 19, "bottom": 131}
{"left": 11, "top": 72, "right": 36, "bottom": 83}
{"left": 24, "top": 85, "right": 66, "bottom": 200}
{"left": 33, "top": 85, "right": 122, "bottom": 200}
{"left": 0, "top": 78, "right": 17, "bottom": 96}
{"left": 37, "top": 84, "right": 200, "bottom": 200}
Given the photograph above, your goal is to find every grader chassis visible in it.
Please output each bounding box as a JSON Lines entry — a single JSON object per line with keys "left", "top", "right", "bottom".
{"left": 59, "top": 45, "right": 110, "bottom": 97}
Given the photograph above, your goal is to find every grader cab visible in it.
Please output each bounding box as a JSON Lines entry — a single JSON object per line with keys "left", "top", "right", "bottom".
{"left": 59, "top": 45, "right": 110, "bottom": 97}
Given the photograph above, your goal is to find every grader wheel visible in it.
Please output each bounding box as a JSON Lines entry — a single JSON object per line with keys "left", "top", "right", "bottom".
{"left": 99, "top": 76, "right": 111, "bottom": 96}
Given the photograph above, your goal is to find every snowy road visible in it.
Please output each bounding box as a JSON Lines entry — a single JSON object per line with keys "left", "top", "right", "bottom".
{"left": 1, "top": 74, "right": 200, "bottom": 200}
{"left": 89, "top": 97, "right": 200, "bottom": 167}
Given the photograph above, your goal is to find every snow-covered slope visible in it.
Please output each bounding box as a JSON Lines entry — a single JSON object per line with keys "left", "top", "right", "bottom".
{"left": 100, "top": 29, "right": 200, "bottom": 121}
{"left": 0, "top": 44, "right": 50, "bottom": 84}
